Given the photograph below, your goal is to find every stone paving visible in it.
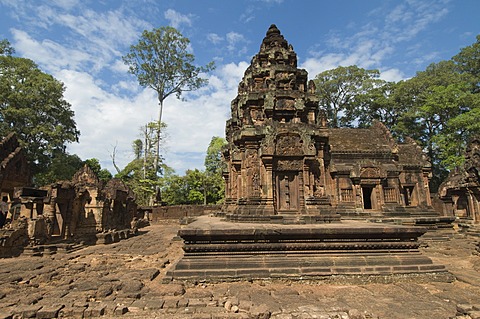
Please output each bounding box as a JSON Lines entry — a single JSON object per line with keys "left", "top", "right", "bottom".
{"left": 0, "top": 220, "right": 479, "bottom": 319}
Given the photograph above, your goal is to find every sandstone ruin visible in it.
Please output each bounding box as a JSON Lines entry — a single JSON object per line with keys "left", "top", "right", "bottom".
{"left": 438, "top": 137, "right": 480, "bottom": 235}
{"left": 166, "top": 25, "right": 452, "bottom": 282}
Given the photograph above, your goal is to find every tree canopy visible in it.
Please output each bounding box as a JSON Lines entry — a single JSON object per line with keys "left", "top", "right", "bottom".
{"left": 0, "top": 40, "right": 80, "bottom": 183}
{"left": 122, "top": 26, "right": 215, "bottom": 179}
{"left": 314, "top": 65, "right": 384, "bottom": 128}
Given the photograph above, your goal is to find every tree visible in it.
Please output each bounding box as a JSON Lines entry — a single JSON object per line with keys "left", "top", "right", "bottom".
{"left": 34, "top": 151, "right": 83, "bottom": 186}
{"left": 116, "top": 121, "right": 169, "bottom": 205}
{"left": 122, "top": 26, "right": 215, "bottom": 179}
{"left": 0, "top": 40, "right": 80, "bottom": 181}
{"left": 453, "top": 34, "right": 480, "bottom": 91}
{"left": 0, "top": 39, "right": 14, "bottom": 56}
{"left": 204, "top": 136, "right": 227, "bottom": 204}
{"left": 314, "top": 65, "right": 384, "bottom": 127}
{"left": 84, "top": 158, "right": 113, "bottom": 183}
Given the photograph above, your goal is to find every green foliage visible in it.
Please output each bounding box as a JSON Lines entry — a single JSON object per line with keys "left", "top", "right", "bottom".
{"left": 314, "top": 65, "right": 384, "bottom": 127}
{"left": 123, "top": 26, "right": 215, "bottom": 102}
{"left": 0, "top": 39, "right": 14, "bottom": 56}
{"left": 205, "top": 136, "right": 227, "bottom": 175}
{"left": 123, "top": 26, "right": 215, "bottom": 178}
{"left": 84, "top": 158, "right": 112, "bottom": 183}
{"left": 453, "top": 34, "right": 480, "bottom": 89}
{"left": 34, "top": 151, "right": 83, "bottom": 186}
{"left": 161, "top": 169, "right": 206, "bottom": 205}
{"left": 115, "top": 121, "right": 168, "bottom": 206}
{"left": 0, "top": 48, "right": 80, "bottom": 180}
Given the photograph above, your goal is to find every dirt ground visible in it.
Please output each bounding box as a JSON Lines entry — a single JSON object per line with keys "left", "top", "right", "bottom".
{"left": 0, "top": 220, "right": 479, "bottom": 319}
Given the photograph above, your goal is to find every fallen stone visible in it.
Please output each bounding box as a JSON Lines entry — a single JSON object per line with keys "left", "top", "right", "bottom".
{"left": 36, "top": 304, "right": 64, "bottom": 319}
{"left": 144, "top": 299, "right": 165, "bottom": 310}
{"left": 163, "top": 298, "right": 179, "bottom": 309}
{"left": 348, "top": 308, "right": 366, "bottom": 319}
{"left": 155, "top": 283, "right": 185, "bottom": 296}
{"left": 14, "top": 305, "right": 41, "bottom": 318}
{"left": 188, "top": 298, "right": 207, "bottom": 307}
{"left": 458, "top": 304, "right": 474, "bottom": 315}
{"left": 177, "top": 298, "right": 189, "bottom": 308}
{"left": 95, "top": 283, "right": 114, "bottom": 298}
{"left": 114, "top": 305, "right": 129, "bottom": 315}
{"left": 120, "top": 279, "right": 144, "bottom": 293}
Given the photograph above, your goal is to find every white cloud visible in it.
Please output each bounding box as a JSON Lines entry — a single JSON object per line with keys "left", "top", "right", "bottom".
{"left": 164, "top": 9, "right": 193, "bottom": 29}
{"left": 303, "top": 0, "right": 451, "bottom": 80}
{"left": 226, "top": 32, "right": 248, "bottom": 55}
{"left": 59, "top": 60, "right": 248, "bottom": 175}
{"left": 11, "top": 29, "right": 91, "bottom": 72}
{"left": 207, "top": 33, "right": 223, "bottom": 44}
{"left": 379, "top": 68, "right": 406, "bottom": 82}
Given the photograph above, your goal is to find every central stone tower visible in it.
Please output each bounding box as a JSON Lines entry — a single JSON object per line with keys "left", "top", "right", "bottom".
{"left": 223, "top": 24, "right": 330, "bottom": 217}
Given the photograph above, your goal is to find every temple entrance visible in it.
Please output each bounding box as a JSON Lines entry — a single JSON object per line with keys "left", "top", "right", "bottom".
{"left": 276, "top": 172, "right": 299, "bottom": 213}
{"left": 362, "top": 186, "right": 373, "bottom": 210}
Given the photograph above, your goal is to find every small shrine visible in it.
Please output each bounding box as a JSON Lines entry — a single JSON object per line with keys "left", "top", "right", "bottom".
{"left": 222, "top": 25, "right": 434, "bottom": 219}
{"left": 438, "top": 137, "right": 480, "bottom": 224}
{"left": 167, "top": 25, "right": 451, "bottom": 282}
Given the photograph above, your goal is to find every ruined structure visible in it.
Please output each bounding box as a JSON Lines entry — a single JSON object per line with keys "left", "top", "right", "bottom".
{"left": 1, "top": 165, "right": 138, "bottom": 256}
{"left": 223, "top": 25, "right": 434, "bottom": 219}
{"left": 438, "top": 137, "right": 480, "bottom": 224}
{"left": 167, "top": 25, "right": 450, "bottom": 282}
{"left": 40, "top": 166, "right": 137, "bottom": 244}
{"left": 0, "top": 133, "right": 30, "bottom": 198}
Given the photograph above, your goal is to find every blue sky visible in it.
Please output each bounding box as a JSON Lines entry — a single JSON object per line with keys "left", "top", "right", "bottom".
{"left": 0, "top": 0, "right": 479, "bottom": 175}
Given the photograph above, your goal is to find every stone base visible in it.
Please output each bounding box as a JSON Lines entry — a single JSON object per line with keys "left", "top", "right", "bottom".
{"left": 165, "top": 216, "right": 450, "bottom": 282}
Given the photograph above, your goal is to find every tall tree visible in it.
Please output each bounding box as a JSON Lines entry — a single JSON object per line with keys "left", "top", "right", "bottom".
{"left": 314, "top": 65, "right": 384, "bottom": 127}
{"left": 122, "top": 26, "right": 215, "bottom": 179}
{"left": 0, "top": 40, "right": 80, "bottom": 181}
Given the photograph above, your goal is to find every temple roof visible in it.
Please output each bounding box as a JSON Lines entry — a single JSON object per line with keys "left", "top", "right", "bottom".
{"left": 328, "top": 128, "right": 392, "bottom": 153}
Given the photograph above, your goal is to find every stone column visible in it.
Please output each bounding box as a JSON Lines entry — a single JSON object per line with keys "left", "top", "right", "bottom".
{"left": 263, "top": 157, "right": 275, "bottom": 214}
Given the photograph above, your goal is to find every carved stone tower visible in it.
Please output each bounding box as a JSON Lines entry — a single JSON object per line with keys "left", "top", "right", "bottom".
{"left": 223, "top": 24, "right": 330, "bottom": 216}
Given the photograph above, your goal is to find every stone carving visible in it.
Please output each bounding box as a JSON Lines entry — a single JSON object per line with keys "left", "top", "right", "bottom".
{"left": 222, "top": 24, "right": 435, "bottom": 217}
{"left": 275, "top": 135, "right": 302, "bottom": 156}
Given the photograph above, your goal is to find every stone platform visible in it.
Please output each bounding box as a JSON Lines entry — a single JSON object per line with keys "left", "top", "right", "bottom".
{"left": 165, "top": 216, "right": 451, "bottom": 282}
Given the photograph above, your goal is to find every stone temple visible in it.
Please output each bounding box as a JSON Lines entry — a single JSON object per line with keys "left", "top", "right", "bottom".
{"left": 166, "top": 25, "right": 451, "bottom": 282}
{"left": 222, "top": 24, "right": 434, "bottom": 219}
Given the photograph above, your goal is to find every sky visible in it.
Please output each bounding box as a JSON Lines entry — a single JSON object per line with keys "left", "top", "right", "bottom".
{"left": 0, "top": 0, "right": 479, "bottom": 176}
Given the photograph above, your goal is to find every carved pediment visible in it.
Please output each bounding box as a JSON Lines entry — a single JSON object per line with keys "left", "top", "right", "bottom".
{"left": 275, "top": 134, "right": 302, "bottom": 156}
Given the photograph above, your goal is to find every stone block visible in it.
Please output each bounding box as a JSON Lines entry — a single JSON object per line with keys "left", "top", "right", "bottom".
{"left": 114, "top": 305, "right": 129, "bottom": 315}
{"left": 144, "top": 299, "right": 165, "bottom": 310}
{"left": 457, "top": 303, "right": 473, "bottom": 314}
{"left": 13, "top": 305, "right": 41, "bottom": 318}
{"left": 188, "top": 298, "right": 207, "bottom": 307}
{"left": 177, "top": 298, "right": 189, "bottom": 308}
{"left": 58, "top": 305, "right": 86, "bottom": 318}
{"left": 163, "top": 298, "right": 179, "bottom": 309}
{"left": 36, "top": 305, "right": 64, "bottom": 319}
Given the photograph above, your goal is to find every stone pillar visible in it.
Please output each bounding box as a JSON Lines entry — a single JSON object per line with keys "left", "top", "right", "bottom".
{"left": 263, "top": 157, "right": 275, "bottom": 214}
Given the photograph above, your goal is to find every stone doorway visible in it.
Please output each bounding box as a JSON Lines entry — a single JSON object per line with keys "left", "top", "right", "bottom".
{"left": 362, "top": 186, "right": 374, "bottom": 210}
{"left": 276, "top": 172, "right": 299, "bottom": 213}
